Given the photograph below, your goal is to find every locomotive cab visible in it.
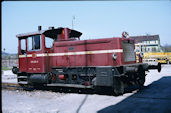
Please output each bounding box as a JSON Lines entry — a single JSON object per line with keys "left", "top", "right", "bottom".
{"left": 16, "top": 27, "right": 82, "bottom": 85}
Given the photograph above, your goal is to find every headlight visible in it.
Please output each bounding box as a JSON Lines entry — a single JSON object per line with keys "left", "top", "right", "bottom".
{"left": 112, "top": 53, "right": 117, "bottom": 60}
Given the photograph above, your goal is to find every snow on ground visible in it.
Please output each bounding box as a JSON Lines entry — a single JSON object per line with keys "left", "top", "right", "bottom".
{"left": 2, "top": 70, "right": 17, "bottom": 83}
{"left": 144, "top": 64, "right": 171, "bottom": 86}
{"left": 2, "top": 65, "right": 171, "bottom": 113}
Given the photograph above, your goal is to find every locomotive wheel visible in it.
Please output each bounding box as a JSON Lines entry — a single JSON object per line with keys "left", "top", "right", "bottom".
{"left": 137, "top": 75, "right": 145, "bottom": 89}
{"left": 137, "top": 66, "right": 146, "bottom": 89}
{"left": 113, "top": 77, "right": 124, "bottom": 95}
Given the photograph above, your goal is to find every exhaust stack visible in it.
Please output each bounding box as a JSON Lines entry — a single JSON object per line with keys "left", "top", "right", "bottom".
{"left": 38, "top": 26, "right": 42, "bottom": 31}
{"left": 49, "top": 26, "right": 54, "bottom": 30}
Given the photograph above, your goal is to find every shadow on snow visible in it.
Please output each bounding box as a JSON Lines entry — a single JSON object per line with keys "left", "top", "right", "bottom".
{"left": 98, "top": 76, "right": 171, "bottom": 113}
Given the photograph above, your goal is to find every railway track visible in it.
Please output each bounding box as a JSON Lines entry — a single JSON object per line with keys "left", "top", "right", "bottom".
{"left": 2, "top": 83, "right": 28, "bottom": 91}
{"left": 1, "top": 82, "right": 94, "bottom": 94}
{"left": 2, "top": 82, "right": 170, "bottom": 100}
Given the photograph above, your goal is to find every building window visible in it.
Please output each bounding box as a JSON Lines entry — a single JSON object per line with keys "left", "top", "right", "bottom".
{"left": 145, "top": 48, "right": 147, "bottom": 52}
{"left": 155, "top": 40, "right": 158, "bottom": 44}
{"left": 148, "top": 48, "right": 150, "bottom": 51}
{"left": 152, "top": 47, "right": 156, "bottom": 52}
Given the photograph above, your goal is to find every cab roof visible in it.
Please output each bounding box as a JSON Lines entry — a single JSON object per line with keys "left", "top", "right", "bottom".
{"left": 16, "top": 27, "right": 82, "bottom": 39}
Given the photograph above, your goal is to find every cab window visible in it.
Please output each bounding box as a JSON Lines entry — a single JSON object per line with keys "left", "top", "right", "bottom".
{"left": 45, "top": 37, "right": 53, "bottom": 48}
{"left": 20, "top": 39, "right": 26, "bottom": 54}
{"left": 27, "top": 35, "right": 41, "bottom": 51}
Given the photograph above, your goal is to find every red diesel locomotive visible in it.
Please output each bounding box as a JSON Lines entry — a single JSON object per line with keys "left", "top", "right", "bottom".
{"left": 12, "top": 26, "right": 161, "bottom": 95}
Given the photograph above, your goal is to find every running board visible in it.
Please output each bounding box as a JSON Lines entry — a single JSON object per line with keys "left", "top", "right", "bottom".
{"left": 18, "top": 76, "right": 28, "bottom": 79}
{"left": 18, "top": 81, "right": 28, "bottom": 84}
{"left": 46, "top": 83, "right": 93, "bottom": 89}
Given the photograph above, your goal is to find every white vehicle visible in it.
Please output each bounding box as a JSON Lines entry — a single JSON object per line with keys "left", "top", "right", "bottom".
{"left": 143, "top": 58, "right": 158, "bottom": 65}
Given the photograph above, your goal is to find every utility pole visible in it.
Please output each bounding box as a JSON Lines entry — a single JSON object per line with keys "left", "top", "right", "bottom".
{"left": 8, "top": 56, "right": 11, "bottom": 68}
{"left": 3, "top": 48, "right": 5, "bottom": 53}
{"left": 72, "top": 16, "right": 75, "bottom": 29}
{"left": 3, "top": 48, "right": 7, "bottom": 67}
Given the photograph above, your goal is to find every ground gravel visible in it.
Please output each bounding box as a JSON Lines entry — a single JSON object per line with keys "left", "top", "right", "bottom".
{"left": 2, "top": 65, "right": 171, "bottom": 113}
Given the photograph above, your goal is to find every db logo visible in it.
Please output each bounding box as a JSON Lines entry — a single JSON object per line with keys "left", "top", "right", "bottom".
{"left": 32, "top": 53, "right": 37, "bottom": 58}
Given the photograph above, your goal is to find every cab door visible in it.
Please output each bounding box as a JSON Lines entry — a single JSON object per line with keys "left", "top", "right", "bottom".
{"left": 27, "top": 35, "right": 45, "bottom": 73}
{"left": 19, "top": 38, "right": 27, "bottom": 72}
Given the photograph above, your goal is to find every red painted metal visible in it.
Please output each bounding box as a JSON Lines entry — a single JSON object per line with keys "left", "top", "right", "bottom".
{"left": 19, "top": 35, "right": 48, "bottom": 73}
{"left": 17, "top": 27, "right": 136, "bottom": 74}
{"left": 58, "top": 75, "right": 65, "bottom": 80}
{"left": 51, "top": 37, "right": 135, "bottom": 68}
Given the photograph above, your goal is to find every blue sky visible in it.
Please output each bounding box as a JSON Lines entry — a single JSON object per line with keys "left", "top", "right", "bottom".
{"left": 2, "top": 1, "right": 171, "bottom": 53}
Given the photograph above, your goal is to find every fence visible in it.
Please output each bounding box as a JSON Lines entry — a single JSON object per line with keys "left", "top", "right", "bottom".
{"left": 2, "top": 58, "right": 18, "bottom": 68}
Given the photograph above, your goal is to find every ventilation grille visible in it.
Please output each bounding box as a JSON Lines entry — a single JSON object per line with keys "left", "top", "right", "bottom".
{"left": 122, "top": 42, "right": 136, "bottom": 62}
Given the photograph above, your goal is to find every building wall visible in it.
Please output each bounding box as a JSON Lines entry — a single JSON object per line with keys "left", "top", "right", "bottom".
{"left": 135, "top": 39, "right": 162, "bottom": 53}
